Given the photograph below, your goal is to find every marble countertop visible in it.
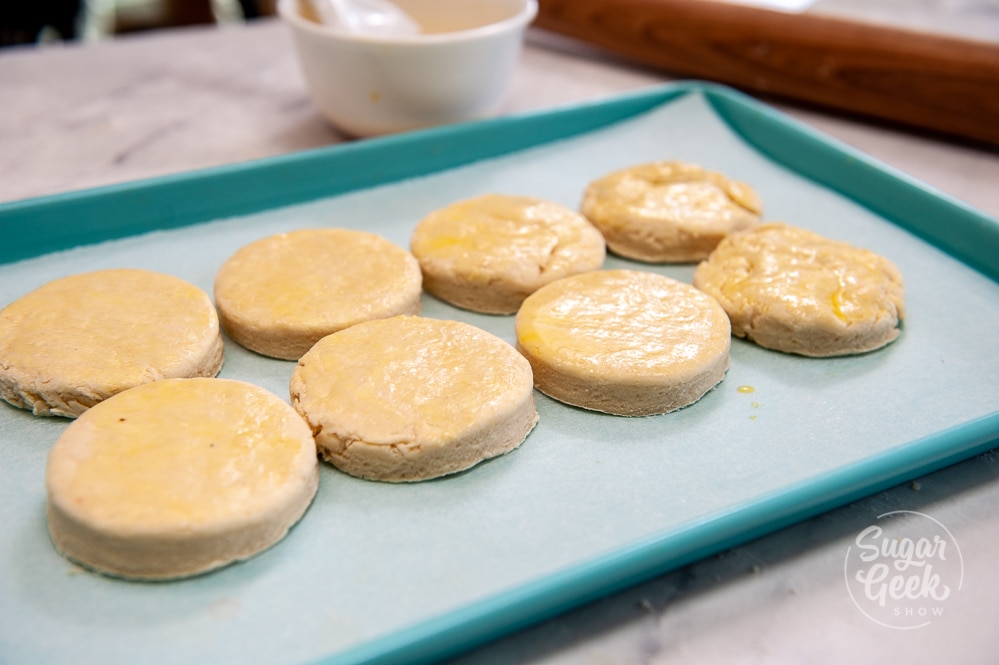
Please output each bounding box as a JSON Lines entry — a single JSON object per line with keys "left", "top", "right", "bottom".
{"left": 1, "top": 5, "right": 998, "bottom": 664}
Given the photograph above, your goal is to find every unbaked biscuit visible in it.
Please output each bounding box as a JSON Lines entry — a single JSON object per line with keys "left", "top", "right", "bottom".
{"left": 410, "top": 194, "right": 606, "bottom": 314}
{"left": 0, "top": 268, "right": 223, "bottom": 418}
{"left": 580, "top": 161, "right": 762, "bottom": 263}
{"left": 290, "top": 315, "right": 538, "bottom": 482}
{"left": 515, "top": 269, "right": 731, "bottom": 416}
{"left": 214, "top": 228, "right": 422, "bottom": 360}
{"left": 46, "top": 377, "right": 318, "bottom": 580}
{"left": 693, "top": 222, "right": 906, "bottom": 357}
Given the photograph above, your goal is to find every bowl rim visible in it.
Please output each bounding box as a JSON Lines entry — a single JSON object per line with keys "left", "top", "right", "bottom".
{"left": 277, "top": 0, "right": 539, "bottom": 45}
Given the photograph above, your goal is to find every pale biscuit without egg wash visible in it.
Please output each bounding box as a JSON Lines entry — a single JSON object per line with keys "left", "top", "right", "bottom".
{"left": 515, "top": 269, "right": 731, "bottom": 416}
{"left": 580, "top": 161, "right": 762, "bottom": 263}
{"left": 693, "top": 223, "right": 906, "bottom": 357}
{"left": 214, "top": 228, "right": 422, "bottom": 360}
{"left": 410, "top": 194, "right": 606, "bottom": 314}
{"left": 0, "top": 269, "right": 223, "bottom": 418}
{"left": 290, "top": 315, "right": 538, "bottom": 482}
{"left": 46, "top": 377, "right": 319, "bottom": 580}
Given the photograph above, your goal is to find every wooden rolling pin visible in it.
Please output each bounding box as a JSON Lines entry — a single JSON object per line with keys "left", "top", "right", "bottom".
{"left": 533, "top": 0, "right": 999, "bottom": 146}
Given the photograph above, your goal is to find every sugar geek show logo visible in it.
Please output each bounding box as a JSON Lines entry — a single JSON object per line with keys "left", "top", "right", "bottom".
{"left": 844, "top": 510, "right": 964, "bottom": 629}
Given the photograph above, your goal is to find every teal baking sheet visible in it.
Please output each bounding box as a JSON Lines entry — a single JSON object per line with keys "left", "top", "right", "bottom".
{"left": 1, "top": 83, "right": 998, "bottom": 665}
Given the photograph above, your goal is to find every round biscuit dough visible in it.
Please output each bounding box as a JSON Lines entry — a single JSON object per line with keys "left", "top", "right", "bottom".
{"left": 214, "top": 228, "right": 422, "bottom": 360}
{"left": 0, "top": 269, "right": 224, "bottom": 418}
{"left": 693, "top": 222, "right": 906, "bottom": 357}
{"left": 515, "top": 270, "right": 731, "bottom": 416}
{"left": 580, "top": 161, "right": 762, "bottom": 263}
{"left": 46, "top": 377, "right": 319, "bottom": 580}
{"left": 410, "top": 194, "right": 606, "bottom": 314}
{"left": 290, "top": 315, "right": 538, "bottom": 482}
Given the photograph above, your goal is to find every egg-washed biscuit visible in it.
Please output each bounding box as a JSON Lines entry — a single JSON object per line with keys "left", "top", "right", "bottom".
{"left": 515, "top": 269, "right": 731, "bottom": 416}
{"left": 410, "top": 194, "right": 606, "bottom": 314}
{"left": 0, "top": 269, "right": 223, "bottom": 418}
{"left": 693, "top": 222, "right": 906, "bottom": 357}
{"left": 290, "top": 315, "right": 538, "bottom": 482}
{"left": 214, "top": 228, "right": 422, "bottom": 360}
{"left": 580, "top": 161, "right": 762, "bottom": 263}
{"left": 45, "top": 378, "right": 318, "bottom": 580}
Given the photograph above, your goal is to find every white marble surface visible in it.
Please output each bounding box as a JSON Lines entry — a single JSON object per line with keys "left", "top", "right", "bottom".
{"left": 811, "top": 0, "right": 999, "bottom": 42}
{"left": 1, "top": 5, "right": 998, "bottom": 665}
{"left": 2, "top": 17, "right": 998, "bottom": 217}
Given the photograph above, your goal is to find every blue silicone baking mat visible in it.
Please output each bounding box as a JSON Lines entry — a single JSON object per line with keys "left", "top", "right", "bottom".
{"left": 1, "top": 84, "right": 997, "bottom": 665}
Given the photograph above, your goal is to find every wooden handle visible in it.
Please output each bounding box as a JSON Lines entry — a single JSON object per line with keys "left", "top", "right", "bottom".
{"left": 534, "top": 0, "right": 999, "bottom": 146}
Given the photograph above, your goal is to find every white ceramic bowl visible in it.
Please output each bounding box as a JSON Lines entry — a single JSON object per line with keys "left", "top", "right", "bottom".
{"left": 278, "top": 0, "right": 538, "bottom": 137}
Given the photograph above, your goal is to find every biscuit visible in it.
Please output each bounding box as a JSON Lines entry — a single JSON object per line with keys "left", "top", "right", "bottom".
{"left": 290, "top": 315, "right": 538, "bottom": 482}
{"left": 0, "top": 269, "right": 223, "bottom": 418}
{"left": 214, "top": 228, "right": 422, "bottom": 360}
{"left": 410, "top": 194, "right": 605, "bottom": 314}
{"left": 45, "top": 378, "right": 318, "bottom": 580}
{"left": 580, "top": 161, "right": 762, "bottom": 263}
{"left": 693, "top": 223, "right": 906, "bottom": 356}
{"left": 515, "top": 269, "right": 731, "bottom": 416}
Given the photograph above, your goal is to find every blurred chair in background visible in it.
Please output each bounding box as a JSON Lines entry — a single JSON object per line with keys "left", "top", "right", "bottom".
{"left": 0, "top": 0, "right": 276, "bottom": 46}
{"left": 1, "top": 0, "right": 82, "bottom": 45}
